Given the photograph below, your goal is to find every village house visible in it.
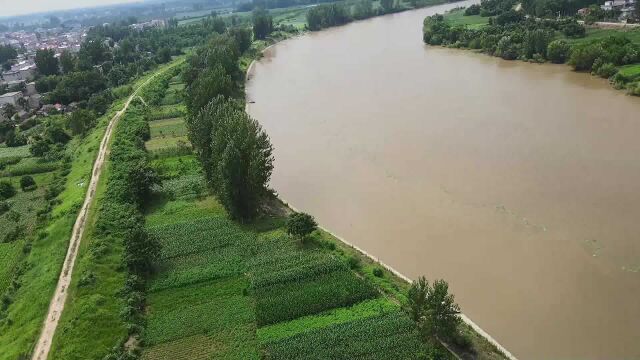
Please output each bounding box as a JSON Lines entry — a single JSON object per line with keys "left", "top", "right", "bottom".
{"left": 601, "top": 0, "right": 636, "bottom": 19}
{"left": 1, "top": 65, "right": 36, "bottom": 85}
{"left": 0, "top": 92, "right": 22, "bottom": 107}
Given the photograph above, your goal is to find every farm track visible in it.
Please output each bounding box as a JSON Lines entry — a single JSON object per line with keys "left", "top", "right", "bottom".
{"left": 30, "top": 64, "right": 178, "bottom": 360}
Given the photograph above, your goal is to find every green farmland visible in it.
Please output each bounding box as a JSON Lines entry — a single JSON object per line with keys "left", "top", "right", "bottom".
{"left": 137, "top": 68, "right": 447, "bottom": 360}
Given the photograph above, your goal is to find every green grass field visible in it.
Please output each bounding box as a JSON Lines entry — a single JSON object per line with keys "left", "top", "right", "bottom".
{"left": 445, "top": 8, "right": 489, "bottom": 29}
{"left": 0, "top": 145, "right": 30, "bottom": 159}
{"left": 149, "top": 118, "right": 187, "bottom": 138}
{"left": 564, "top": 27, "right": 640, "bottom": 45}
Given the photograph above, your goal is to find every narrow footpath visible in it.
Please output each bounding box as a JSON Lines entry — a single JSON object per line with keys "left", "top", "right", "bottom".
{"left": 30, "top": 64, "right": 175, "bottom": 360}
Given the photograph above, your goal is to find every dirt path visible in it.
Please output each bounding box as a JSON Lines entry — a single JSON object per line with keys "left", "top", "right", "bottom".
{"left": 30, "top": 68, "right": 170, "bottom": 360}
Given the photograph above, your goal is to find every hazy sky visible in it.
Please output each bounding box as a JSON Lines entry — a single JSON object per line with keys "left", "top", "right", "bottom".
{"left": 1, "top": 0, "right": 140, "bottom": 18}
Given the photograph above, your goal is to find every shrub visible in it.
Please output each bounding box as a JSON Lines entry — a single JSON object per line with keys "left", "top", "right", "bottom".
{"left": 547, "top": 40, "right": 571, "bottom": 64}
{"left": 0, "top": 201, "right": 9, "bottom": 215}
{"left": 596, "top": 62, "right": 617, "bottom": 78}
{"left": 286, "top": 212, "right": 317, "bottom": 240}
{"left": 0, "top": 181, "right": 16, "bottom": 200}
{"left": 19, "top": 176, "right": 36, "bottom": 192}
{"left": 373, "top": 267, "right": 384, "bottom": 278}
{"left": 561, "top": 22, "right": 585, "bottom": 38}
{"left": 569, "top": 43, "right": 605, "bottom": 71}
{"left": 464, "top": 4, "right": 481, "bottom": 15}
{"left": 347, "top": 255, "right": 361, "bottom": 270}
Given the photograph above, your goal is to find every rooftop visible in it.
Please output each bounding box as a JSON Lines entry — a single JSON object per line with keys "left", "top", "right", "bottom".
{"left": 0, "top": 92, "right": 22, "bottom": 98}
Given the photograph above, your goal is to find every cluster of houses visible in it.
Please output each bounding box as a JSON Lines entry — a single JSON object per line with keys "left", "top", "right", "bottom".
{"left": 129, "top": 19, "right": 166, "bottom": 31}
{"left": 0, "top": 26, "right": 86, "bottom": 55}
{"left": 576, "top": 0, "right": 637, "bottom": 20}
{"left": 0, "top": 82, "right": 45, "bottom": 122}
{"left": 601, "top": 0, "right": 637, "bottom": 19}
{"left": 0, "top": 17, "right": 167, "bottom": 124}
{"left": 0, "top": 55, "right": 43, "bottom": 122}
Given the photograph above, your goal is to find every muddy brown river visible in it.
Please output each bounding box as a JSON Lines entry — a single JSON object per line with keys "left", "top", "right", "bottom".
{"left": 246, "top": 3, "right": 640, "bottom": 358}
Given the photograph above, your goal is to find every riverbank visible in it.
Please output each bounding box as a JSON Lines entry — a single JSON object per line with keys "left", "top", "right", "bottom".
{"left": 426, "top": 6, "right": 640, "bottom": 96}
{"left": 244, "top": 1, "right": 640, "bottom": 357}
{"left": 139, "top": 39, "right": 458, "bottom": 359}
{"left": 243, "top": 13, "right": 515, "bottom": 358}
{"left": 275, "top": 194, "right": 516, "bottom": 360}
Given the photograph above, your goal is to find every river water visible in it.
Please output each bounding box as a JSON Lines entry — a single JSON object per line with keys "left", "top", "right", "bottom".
{"left": 246, "top": 2, "right": 640, "bottom": 358}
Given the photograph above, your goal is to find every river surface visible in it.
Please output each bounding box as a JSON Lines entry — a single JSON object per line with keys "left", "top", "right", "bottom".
{"left": 246, "top": 3, "right": 640, "bottom": 358}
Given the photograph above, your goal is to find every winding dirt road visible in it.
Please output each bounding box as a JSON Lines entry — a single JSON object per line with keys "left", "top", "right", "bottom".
{"left": 30, "top": 67, "right": 171, "bottom": 360}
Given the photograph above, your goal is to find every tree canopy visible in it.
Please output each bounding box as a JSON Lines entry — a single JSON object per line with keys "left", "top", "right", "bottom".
{"left": 286, "top": 212, "right": 318, "bottom": 239}
{"left": 35, "top": 48, "right": 59, "bottom": 76}
{"left": 252, "top": 9, "right": 273, "bottom": 40}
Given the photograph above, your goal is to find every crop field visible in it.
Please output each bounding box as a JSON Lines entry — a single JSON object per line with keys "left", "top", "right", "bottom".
{"left": 0, "top": 157, "right": 59, "bottom": 177}
{"left": 0, "top": 145, "right": 30, "bottom": 159}
{"left": 565, "top": 27, "right": 640, "bottom": 46}
{"left": 0, "top": 184, "right": 47, "bottom": 243}
{"left": 152, "top": 155, "right": 200, "bottom": 179}
{"left": 262, "top": 311, "right": 426, "bottom": 359}
{"left": 139, "top": 67, "right": 432, "bottom": 360}
{"left": 145, "top": 135, "right": 189, "bottom": 151}
{"left": 147, "top": 104, "right": 186, "bottom": 121}
{"left": 0, "top": 240, "right": 24, "bottom": 294}
{"left": 0, "top": 144, "right": 59, "bottom": 302}
{"left": 257, "top": 297, "right": 398, "bottom": 343}
{"left": 150, "top": 118, "right": 187, "bottom": 138}
{"left": 445, "top": 8, "right": 488, "bottom": 29}
{"left": 255, "top": 270, "right": 379, "bottom": 326}
{"left": 145, "top": 86, "right": 189, "bottom": 152}
{"left": 143, "top": 191, "right": 426, "bottom": 359}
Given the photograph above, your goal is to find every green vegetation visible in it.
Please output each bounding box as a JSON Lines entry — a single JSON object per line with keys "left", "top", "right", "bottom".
{"left": 262, "top": 311, "right": 428, "bottom": 359}
{"left": 445, "top": 8, "right": 489, "bottom": 29}
{"left": 0, "top": 240, "right": 24, "bottom": 294}
{"left": 0, "top": 3, "right": 517, "bottom": 358}
{"left": 183, "top": 36, "right": 274, "bottom": 221}
{"left": 134, "top": 24, "right": 504, "bottom": 360}
{"left": 0, "top": 102, "right": 118, "bottom": 360}
{"left": 47, "top": 62, "right": 182, "bottom": 360}
{"left": 257, "top": 297, "right": 398, "bottom": 343}
{"left": 255, "top": 270, "right": 379, "bottom": 325}
{"left": 306, "top": 0, "right": 458, "bottom": 31}
{"left": 426, "top": 0, "right": 640, "bottom": 95}
{"left": 285, "top": 211, "right": 317, "bottom": 241}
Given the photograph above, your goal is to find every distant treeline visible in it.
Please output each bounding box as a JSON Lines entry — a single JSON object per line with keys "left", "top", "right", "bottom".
{"left": 306, "top": 0, "right": 463, "bottom": 31}
{"left": 423, "top": 0, "right": 640, "bottom": 95}
{"left": 237, "top": 0, "right": 336, "bottom": 12}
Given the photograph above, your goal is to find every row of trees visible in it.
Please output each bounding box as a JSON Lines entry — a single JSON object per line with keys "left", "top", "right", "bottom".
{"left": 99, "top": 105, "right": 161, "bottom": 359}
{"left": 252, "top": 9, "right": 273, "bottom": 40}
{"left": 183, "top": 32, "right": 274, "bottom": 221}
{"left": 306, "top": 0, "right": 398, "bottom": 31}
